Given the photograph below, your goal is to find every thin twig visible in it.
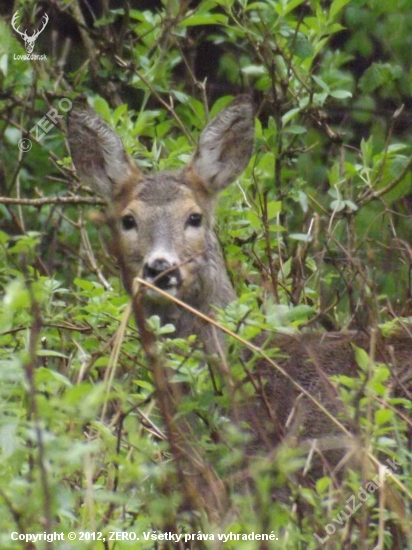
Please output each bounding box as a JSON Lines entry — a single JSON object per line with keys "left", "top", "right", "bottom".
{"left": 358, "top": 156, "right": 412, "bottom": 207}
{"left": 0, "top": 195, "right": 105, "bottom": 206}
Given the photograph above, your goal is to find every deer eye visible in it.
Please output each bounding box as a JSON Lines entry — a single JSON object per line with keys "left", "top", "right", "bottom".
{"left": 121, "top": 215, "right": 136, "bottom": 231}
{"left": 186, "top": 213, "right": 202, "bottom": 228}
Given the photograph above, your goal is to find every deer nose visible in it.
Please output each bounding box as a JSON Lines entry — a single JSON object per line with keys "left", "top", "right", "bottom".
{"left": 143, "top": 259, "right": 182, "bottom": 290}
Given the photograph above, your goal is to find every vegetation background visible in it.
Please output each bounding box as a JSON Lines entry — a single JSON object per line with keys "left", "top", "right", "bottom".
{"left": 0, "top": 0, "right": 411, "bottom": 548}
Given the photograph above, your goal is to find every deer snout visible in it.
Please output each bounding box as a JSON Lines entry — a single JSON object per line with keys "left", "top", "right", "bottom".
{"left": 143, "top": 258, "right": 182, "bottom": 291}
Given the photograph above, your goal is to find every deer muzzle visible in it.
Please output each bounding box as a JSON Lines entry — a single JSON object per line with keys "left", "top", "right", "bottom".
{"left": 143, "top": 258, "right": 182, "bottom": 298}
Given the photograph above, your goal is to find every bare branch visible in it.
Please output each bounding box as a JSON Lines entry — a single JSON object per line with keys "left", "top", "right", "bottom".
{"left": 0, "top": 195, "right": 105, "bottom": 206}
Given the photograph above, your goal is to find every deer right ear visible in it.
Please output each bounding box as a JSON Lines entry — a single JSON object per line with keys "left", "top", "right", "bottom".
{"left": 68, "top": 108, "right": 140, "bottom": 199}
{"left": 187, "top": 95, "right": 255, "bottom": 195}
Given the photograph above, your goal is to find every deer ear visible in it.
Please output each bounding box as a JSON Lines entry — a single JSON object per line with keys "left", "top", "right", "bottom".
{"left": 187, "top": 95, "right": 254, "bottom": 195}
{"left": 68, "top": 108, "right": 140, "bottom": 199}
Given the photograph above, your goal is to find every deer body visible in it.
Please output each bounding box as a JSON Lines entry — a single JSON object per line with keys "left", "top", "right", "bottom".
{"left": 68, "top": 97, "right": 411, "bottom": 487}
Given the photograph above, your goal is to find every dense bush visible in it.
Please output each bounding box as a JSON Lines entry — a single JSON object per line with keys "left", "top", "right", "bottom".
{"left": 0, "top": 0, "right": 411, "bottom": 548}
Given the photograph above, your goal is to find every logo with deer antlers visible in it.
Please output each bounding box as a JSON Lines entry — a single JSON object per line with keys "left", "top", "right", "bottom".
{"left": 11, "top": 11, "right": 49, "bottom": 54}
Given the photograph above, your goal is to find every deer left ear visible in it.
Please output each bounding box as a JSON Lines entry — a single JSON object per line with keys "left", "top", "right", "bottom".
{"left": 68, "top": 107, "right": 141, "bottom": 199}
{"left": 186, "top": 96, "right": 254, "bottom": 195}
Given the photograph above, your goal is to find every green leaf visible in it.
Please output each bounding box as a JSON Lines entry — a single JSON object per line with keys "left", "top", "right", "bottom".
{"left": 316, "top": 476, "right": 331, "bottom": 494}
{"left": 3, "top": 279, "right": 30, "bottom": 310}
{"left": 35, "top": 367, "right": 72, "bottom": 385}
{"left": 133, "top": 110, "right": 162, "bottom": 135}
{"left": 134, "top": 379, "right": 154, "bottom": 392}
{"left": 282, "top": 107, "right": 300, "bottom": 126}
{"left": 0, "top": 230, "right": 10, "bottom": 245}
{"left": 284, "top": 304, "right": 315, "bottom": 322}
{"left": 266, "top": 201, "right": 282, "bottom": 220}
{"left": 294, "top": 36, "right": 314, "bottom": 59}
{"left": 113, "top": 103, "right": 128, "bottom": 125}
{"left": 312, "top": 75, "right": 330, "bottom": 93}
{"left": 244, "top": 1, "right": 269, "bottom": 10}
{"left": 330, "top": 200, "right": 346, "bottom": 212}
{"left": 180, "top": 14, "right": 228, "bottom": 26}
{"left": 353, "top": 345, "right": 370, "bottom": 371}
{"left": 371, "top": 364, "right": 390, "bottom": 384}
{"left": 313, "top": 92, "right": 328, "bottom": 106}
{"left": 286, "top": 125, "right": 306, "bottom": 134}
{"left": 278, "top": 0, "right": 306, "bottom": 16}
{"left": 172, "top": 90, "right": 189, "bottom": 104}
{"left": 93, "top": 97, "right": 112, "bottom": 122}
{"left": 377, "top": 437, "right": 397, "bottom": 448}
{"left": 386, "top": 143, "right": 408, "bottom": 154}
{"left": 329, "top": 89, "right": 352, "bottom": 99}
{"left": 344, "top": 199, "right": 358, "bottom": 212}
{"left": 289, "top": 233, "right": 313, "bottom": 242}
{"left": 74, "top": 278, "right": 94, "bottom": 291}
{"left": 241, "top": 65, "right": 266, "bottom": 76}
{"left": 37, "top": 350, "right": 69, "bottom": 359}
{"left": 0, "top": 422, "right": 17, "bottom": 458}
{"left": 359, "top": 65, "right": 383, "bottom": 93}
{"left": 334, "top": 375, "right": 358, "bottom": 389}
{"left": 215, "top": 0, "right": 235, "bottom": 7}
{"left": 359, "top": 63, "right": 402, "bottom": 93}
{"left": 361, "top": 136, "right": 373, "bottom": 166}
{"left": 375, "top": 409, "right": 393, "bottom": 426}
{"left": 210, "top": 96, "right": 235, "bottom": 119}
{"left": 330, "top": 0, "right": 350, "bottom": 18}
{"left": 246, "top": 210, "right": 262, "bottom": 230}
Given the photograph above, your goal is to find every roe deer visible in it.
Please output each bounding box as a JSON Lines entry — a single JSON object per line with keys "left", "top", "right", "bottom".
{"left": 68, "top": 96, "right": 412, "bottom": 506}
{"left": 68, "top": 97, "right": 252, "bottom": 356}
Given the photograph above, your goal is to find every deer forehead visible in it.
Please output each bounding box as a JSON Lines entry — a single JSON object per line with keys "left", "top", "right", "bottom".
{"left": 115, "top": 172, "right": 211, "bottom": 220}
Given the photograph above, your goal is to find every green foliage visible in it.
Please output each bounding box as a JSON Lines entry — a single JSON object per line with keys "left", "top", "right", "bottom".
{"left": 0, "top": 0, "right": 411, "bottom": 548}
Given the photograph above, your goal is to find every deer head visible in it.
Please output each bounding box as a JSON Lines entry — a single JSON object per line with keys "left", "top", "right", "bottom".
{"left": 68, "top": 96, "right": 255, "bottom": 346}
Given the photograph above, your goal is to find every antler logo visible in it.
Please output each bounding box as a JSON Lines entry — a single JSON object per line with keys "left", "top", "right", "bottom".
{"left": 11, "top": 11, "right": 49, "bottom": 54}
